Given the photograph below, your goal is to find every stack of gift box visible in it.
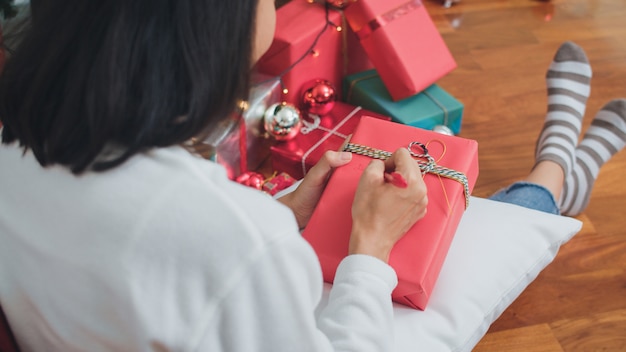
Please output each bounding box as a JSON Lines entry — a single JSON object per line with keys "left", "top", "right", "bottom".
{"left": 212, "top": 0, "right": 465, "bottom": 182}
{"left": 212, "top": 0, "right": 478, "bottom": 310}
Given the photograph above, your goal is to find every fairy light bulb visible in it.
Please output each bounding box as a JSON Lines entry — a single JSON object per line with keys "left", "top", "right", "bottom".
{"left": 336, "top": 26, "right": 343, "bottom": 32}
{"left": 237, "top": 99, "right": 249, "bottom": 112}
{"left": 311, "top": 49, "right": 320, "bottom": 57}
{"left": 282, "top": 88, "right": 289, "bottom": 95}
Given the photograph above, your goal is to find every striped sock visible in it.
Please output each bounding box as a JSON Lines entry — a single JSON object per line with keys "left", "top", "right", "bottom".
{"left": 561, "top": 99, "right": 626, "bottom": 216}
{"left": 535, "top": 41, "right": 592, "bottom": 176}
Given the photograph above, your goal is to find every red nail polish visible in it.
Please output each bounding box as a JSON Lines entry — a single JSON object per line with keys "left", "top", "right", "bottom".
{"left": 385, "top": 171, "right": 408, "bottom": 188}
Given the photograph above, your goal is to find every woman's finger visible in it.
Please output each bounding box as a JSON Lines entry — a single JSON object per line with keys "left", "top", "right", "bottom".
{"left": 302, "top": 150, "right": 352, "bottom": 187}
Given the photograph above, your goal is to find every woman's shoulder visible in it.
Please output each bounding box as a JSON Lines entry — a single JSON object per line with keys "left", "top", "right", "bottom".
{"left": 0, "top": 142, "right": 300, "bottom": 251}
{"left": 128, "top": 146, "right": 300, "bottom": 250}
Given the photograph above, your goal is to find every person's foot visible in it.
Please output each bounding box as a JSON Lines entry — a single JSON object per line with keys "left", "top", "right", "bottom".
{"left": 535, "top": 41, "right": 592, "bottom": 176}
{"left": 560, "top": 99, "right": 626, "bottom": 215}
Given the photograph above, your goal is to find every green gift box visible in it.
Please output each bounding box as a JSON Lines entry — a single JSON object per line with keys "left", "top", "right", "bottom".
{"left": 343, "top": 69, "right": 464, "bottom": 134}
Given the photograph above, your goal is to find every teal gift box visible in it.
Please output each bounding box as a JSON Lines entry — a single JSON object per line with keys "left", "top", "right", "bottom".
{"left": 343, "top": 69, "right": 464, "bottom": 134}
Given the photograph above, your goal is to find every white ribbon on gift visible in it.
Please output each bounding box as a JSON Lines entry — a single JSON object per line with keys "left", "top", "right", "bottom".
{"left": 300, "top": 106, "right": 362, "bottom": 177}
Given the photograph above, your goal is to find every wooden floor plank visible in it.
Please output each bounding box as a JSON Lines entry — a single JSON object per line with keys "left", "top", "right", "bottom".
{"left": 473, "top": 324, "right": 564, "bottom": 352}
{"left": 550, "top": 309, "right": 626, "bottom": 352}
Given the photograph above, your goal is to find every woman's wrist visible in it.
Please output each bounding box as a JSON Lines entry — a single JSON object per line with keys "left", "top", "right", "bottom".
{"left": 277, "top": 192, "right": 306, "bottom": 229}
{"left": 348, "top": 227, "right": 393, "bottom": 263}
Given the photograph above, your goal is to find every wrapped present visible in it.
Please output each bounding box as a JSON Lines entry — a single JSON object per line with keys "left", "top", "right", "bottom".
{"left": 270, "top": 101, "right": 390, "bottom": 179}
{"left": 213, "top": 75, "right": 283, "bottom": 179}
{"left": 344, "top": 69, "right": 464, "bottom": 134}
{"left": 235, "top": 171, "right": 297, "bottom": 195}
{"left": 256, "top": 0, "right": 372, "bottom": 106}
{"left": 262, "top": 172, "right": 296, "bottom": 196}
{"left": 343, "top": 10, "right": 374, "bottom": 76}
{"left": 302, "top": 116, "right": 479, "bottom": 310}
{"left": 343, "top": 0, "right": 456, "bottom": 101}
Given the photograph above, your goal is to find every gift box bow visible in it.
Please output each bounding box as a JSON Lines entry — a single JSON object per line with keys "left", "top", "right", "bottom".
{"left": 342, "top": 140, "right": 470, "bottom": 209}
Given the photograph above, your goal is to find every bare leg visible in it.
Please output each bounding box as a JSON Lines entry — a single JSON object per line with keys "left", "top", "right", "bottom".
{"left": 524, "top": 160, "right": 564, "bottom": 201}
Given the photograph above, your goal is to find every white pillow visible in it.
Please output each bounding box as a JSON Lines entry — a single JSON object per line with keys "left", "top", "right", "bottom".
{"left": 315, "top": 196, "right": 582, "bottom": 352}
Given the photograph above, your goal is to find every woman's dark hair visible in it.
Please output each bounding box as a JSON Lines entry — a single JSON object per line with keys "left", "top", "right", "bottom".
{"left": 0, "top": 0, "right": 259, "bottom": 173}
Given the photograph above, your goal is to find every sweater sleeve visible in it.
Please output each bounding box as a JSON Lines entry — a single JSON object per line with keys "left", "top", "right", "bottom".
{"left": 191, "top": 233, "right": 398, "bottom": 352}
{"left": 317, "top": 254, "right": 398, "bottom": 352}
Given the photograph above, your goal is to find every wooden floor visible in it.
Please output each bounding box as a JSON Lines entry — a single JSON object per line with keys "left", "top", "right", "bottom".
{"left": 421, "top": 0, "right": 626, "bottom": 350}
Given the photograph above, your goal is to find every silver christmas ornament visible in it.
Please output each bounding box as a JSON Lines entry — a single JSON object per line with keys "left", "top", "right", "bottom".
{"left": 433, "top": 124, "right": 454, "bottom": 136}
{"left": 264, "top": 103, "right": 302, "bottom": 141}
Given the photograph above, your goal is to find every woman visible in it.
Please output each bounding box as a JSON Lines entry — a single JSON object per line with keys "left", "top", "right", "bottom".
{"left": 1, "top": 1, "right": 625, "bottom": 351}
{"left": 0, "top": 1, "right": 427, "bottom": 350}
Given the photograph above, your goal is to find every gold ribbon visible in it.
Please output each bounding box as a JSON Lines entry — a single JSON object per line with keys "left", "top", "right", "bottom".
{"left": 342, "top": 141, "right": 470, "bottom": 209}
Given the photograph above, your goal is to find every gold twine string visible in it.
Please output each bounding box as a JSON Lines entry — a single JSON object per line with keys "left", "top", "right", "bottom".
{"left": 342, "top": 141, "right": 470, "bottom": 209}
{"left": 425, "top": 140, "right": 452, "bottom": 213}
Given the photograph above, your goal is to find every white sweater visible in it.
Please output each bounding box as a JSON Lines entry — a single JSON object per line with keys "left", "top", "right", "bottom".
{"left": 0, "top": 143, "right": 397, "bottom": 352}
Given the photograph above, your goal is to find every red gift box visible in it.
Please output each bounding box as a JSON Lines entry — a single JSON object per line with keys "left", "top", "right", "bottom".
{"left": 302, "top": 116, "right": 479, "bottom": 310}
{"left": 270, "top": 102, "right": 390, "bottom": 179}
{"left": 256, "top": 0, "right": 372, "bottom": 106}
{"left": 344, "top": 0, "right": 457, "bottom": 101}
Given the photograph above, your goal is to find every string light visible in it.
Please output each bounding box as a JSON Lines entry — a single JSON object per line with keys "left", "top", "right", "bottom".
{"left": 336, "top": 26, "right": 343, "bottom": 32}
{"left": 311, "top": 49, "right": 320, "bottom": 57}
{"left": 237, "top": 100, "right": 249, "bottom": 112}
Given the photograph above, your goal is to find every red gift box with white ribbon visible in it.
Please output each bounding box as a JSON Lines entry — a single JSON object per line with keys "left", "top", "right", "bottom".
{"left": 270, "top": 102, "right": 390, "bottom": 180}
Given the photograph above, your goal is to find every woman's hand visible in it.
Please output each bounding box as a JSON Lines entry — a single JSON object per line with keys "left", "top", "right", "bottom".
{"left": 278, "top": 150, "right": 353, "bottom": 229}
{"left": 349, "top": 148, "right": 428, "bottom": 263}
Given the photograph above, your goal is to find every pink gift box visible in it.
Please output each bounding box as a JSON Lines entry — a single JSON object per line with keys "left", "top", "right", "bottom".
{"left": 256, "top": 0, "right": 372, "bottom": 106}
{"left": 344, "top": 0, "right": 457, "bottom": 101}
{"left": 302, "top": 116, "right": 479, "bottom": 310}
{"left": 270, "top": 102, "right": 390, "bottom": 179}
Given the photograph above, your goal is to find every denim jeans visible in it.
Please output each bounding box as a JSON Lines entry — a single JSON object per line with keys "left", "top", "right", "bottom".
{"left": 489, "top": 181, "right": 560, "bottom": 215}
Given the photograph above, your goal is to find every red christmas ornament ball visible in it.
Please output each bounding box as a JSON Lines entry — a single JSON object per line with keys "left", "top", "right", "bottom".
{"left": 236, "top": 171, "right": 265, "bottom": 190}
{"left": 300, "top": 79, "right": 337, "bottom": 116}
{"left": 326, "top": 0, "right": 356, "bottom": 9}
